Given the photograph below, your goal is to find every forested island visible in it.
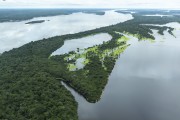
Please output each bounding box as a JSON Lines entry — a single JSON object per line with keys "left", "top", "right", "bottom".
{"left": 0, "top": 11, "right": 180, "bottom": 120}
{"left": 25, "top": 20, "right": 45, "bottom": 24}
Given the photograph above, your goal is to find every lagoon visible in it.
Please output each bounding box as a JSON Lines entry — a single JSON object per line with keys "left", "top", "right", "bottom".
{"left": 52, "top": 33, "right": 112, "bottom": 55}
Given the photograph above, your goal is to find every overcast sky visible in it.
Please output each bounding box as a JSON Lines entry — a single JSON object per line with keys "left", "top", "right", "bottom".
{"left": 0, "top": 0, "right": 180, "bottom": 9}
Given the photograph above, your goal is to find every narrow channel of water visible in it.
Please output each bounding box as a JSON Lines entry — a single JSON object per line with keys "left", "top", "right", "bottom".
{"left": 62, "top": 24, "right": 180, "bottom": 120}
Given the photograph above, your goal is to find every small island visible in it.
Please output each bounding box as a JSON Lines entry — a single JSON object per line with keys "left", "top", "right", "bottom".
{"left": 25, "top": 20, "right": 45, "bottom": 24}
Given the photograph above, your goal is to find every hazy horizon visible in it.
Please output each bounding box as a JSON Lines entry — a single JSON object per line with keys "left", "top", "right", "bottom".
{"left": 0, "top": 0, "right": 180, "bottom": 9}
{"left": 0, "top": 8, "right": 180, "bottom": 10}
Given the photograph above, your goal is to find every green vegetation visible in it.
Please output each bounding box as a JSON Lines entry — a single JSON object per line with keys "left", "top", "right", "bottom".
{"left": 25, "top": 20, "right": 45, "bottom": 24}
{"left": 0, "top": 9, "right": 106, "bottom": 22}
{"left": 0, "top": 11, "right": 179, "bottom": 119}
{"left": 52, "top": 33, "right": 129, "bottom": 102}
{"left": 144, "top": 25, "right": 174, "bottom": 35}
{"left": 0, "top": 39, "right": 78, "bottom": 120}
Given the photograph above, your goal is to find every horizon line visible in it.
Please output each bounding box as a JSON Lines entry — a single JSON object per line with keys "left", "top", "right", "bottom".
{"left": 0, "top": 7, "right": 180, "bottom": 10}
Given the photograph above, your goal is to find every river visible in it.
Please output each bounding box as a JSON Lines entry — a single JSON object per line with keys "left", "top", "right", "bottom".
{"left": 63, "top": 23, "right": 180, "bottom": 120}
{"left": 0, "top": 10, "right": 133, "bottom": 53}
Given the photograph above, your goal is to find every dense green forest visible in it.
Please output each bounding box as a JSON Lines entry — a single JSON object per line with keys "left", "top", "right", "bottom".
{"left": 0, "top": 9, "right": 106, "bottom": 22}
{"left": 0, "top": 11, "right": 179, "bottom": 119}
{"left": 51, "top": 32, "right": 130, "bottom": 102}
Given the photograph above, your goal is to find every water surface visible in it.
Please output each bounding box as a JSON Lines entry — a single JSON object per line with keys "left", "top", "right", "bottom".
{"left": 0, "top": 10, "right": 133, "bottom": 53}
{"left": 63, "top": 23, "right": 180, "bottom": 120}
{"left": 52, "top": 33, "right": 112, "bottom": 55}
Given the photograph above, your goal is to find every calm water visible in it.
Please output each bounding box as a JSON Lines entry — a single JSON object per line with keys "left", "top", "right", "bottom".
{"left": 63, "top": 23, "right": 180, "bottom": 120}
{"left": 0, "top": 10, "right": 133, "bottom": 53}
{"left": 52, "top": 33, "right": 112, "bottom": 55}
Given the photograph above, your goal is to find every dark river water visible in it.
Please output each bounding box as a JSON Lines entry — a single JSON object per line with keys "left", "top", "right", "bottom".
{"left": 62, "top": 25, "right": 180, "bottom": 120}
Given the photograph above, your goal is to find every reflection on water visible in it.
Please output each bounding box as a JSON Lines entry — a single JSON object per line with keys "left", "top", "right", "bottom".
{"left": 143, "top": 14, "right": 173, "bottom": 17}
{"left": 75, "top": 58, "right": 86, "bottom": 70}
{"left": 52, "top": 33, "right": 112, "bottom": 55}
{"left": 62, "top": 23, "right": 180, "bottom": 120}
{"left": 0, "top": 10, "right": 133, "bottom": 53}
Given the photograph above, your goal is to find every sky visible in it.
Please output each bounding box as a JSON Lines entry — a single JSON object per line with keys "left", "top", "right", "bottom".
{"left": 0, "top": 0, "right": 180, "bottom": 9}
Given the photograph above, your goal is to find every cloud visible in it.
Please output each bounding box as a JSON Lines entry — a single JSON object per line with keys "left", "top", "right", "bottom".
{"left": 0, "top": 0, "right": 179, "bottom": 9}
